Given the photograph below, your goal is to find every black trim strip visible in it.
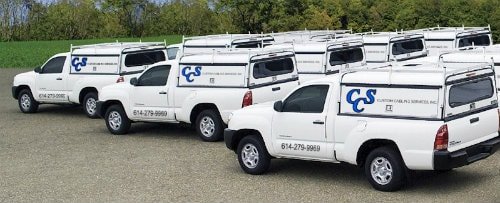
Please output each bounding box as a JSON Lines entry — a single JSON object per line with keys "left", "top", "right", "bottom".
{"left": 366, "top": 61, "right": 387, "bottom": 63}
{"left": 249, "top": 77, "right": 299, "bottom": 89}
{"left": 338, "top": 113, "right": 442, "bottom": 121}
{"left": 233, "top": 39, "right": 274, "bottom": 45}
{"left": 250, "top": 54, "right": 295, "bottom": 63}
{"left": 325, "top": 70, "right": 340, "bottom": 75}
{"left": 183, "top": 45, "right": 227, "bottom": 48}
{"left": 70, "top": 72, "right": 119, "bottom": 75}
{"left": 298, "top": 72, "right": 323, "bottom": 74}
{"left": 120, "top": 70, "right": 144, "bottom": 75}
{"left": 122, "top": 48, "right": 166, "bottom": 54}
{"left": 494, "top": 63, "right": 500, "bottom": 67}
{"left": 295, "top": 52, "right": 325, "bottom": 55}
{"left": 364, "top": 43, "right": 388, "bottom": 46}
{"left": 445, "top": 72, "right": 494, "bottom": 85}
{"left": 176, "top": 85, "right": 246, "bottom": 89}
{"left": 396, "top": 54, "right": 428, "bottom": 62}
{"left": 71, "top": 54, "right": 120, "bottom": 57}
{"left": 178, "top": 63, "right": 247, "bottom": 66}
{"left": 444, "top": 104, "right": 498, "bottom": 122}
{"left": 341, "top": 83, "right": 442, "bottom": 89}
{"left": 425, "top": 38, "right": 455, "bottom": 42}
{"left": 389, "top": 37, "right": 424, "bottom": 43}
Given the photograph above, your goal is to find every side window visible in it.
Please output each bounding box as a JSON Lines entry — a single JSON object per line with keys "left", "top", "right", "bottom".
{"left": 458, "top": 35, "right": 491, "bottom": 47}
{"left": 167, "top": 47, "right": 179, "bottom": 60}
{"left": 392, "top": 39, "right": 424, "bottom": 55}
{"left": 253, "top": 58, "right": 294, "bottom": 79}
{"left": 42, "top": 56, "right": 66, "bottom": 74}
{"left": 125, "top": 51, "right": 166, "bottom": 67}
{"left": 329, "top": 48, "right": 364, "bottom": 66}
{"left": 282, "top": 85, "right": 329, "bottom": 113}
{"left": 137, "top": 65, "right": 171, "bottom": 86}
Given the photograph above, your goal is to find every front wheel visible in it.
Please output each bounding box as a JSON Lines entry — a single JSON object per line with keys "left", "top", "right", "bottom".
{"left": 195, "top": 109, "right": 224, "bottom": 142}
{"left": 18, "top": 89, "right": 39, "bottom": 113}
{"left": 364, "top": 146, "right": 407, "bottom": 192}
{"left": 236, "top": 135, "right": 271, "bottom": 175}
{"left": 83, "top": 92, "right": 99, "bottom": 118}
{"left": 104, "top": 104, "right": 131, "bottom": 135}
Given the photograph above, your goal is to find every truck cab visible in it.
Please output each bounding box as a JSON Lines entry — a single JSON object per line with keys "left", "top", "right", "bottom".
{"left": 224, "top": 62, "right": 500, "bottom": 191}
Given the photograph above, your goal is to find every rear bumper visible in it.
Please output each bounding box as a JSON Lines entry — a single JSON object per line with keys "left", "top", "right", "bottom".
{"left": 96, "top": 101, "right": 105, "bottom": 118}
{"left": 12, "top": 86, "right": 17, "bottom": 99}
{"left": 224, "top": 129, "right": 237, "bottom": 151}
{"left": 433, "top": 136, "right": 500, "bottom": 170}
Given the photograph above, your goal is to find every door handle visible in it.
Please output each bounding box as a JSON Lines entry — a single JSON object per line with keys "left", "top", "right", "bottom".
{"left": 313, "top": 120, "right": 325, "bottom": 125}
{"left": 159, "top": 91, "right": 167, "bottom": 94}
{"left": 272, "top": 87, "right": 281, "bottom": 91}
{"left": 56, "top": 77, "right": 63, "bottom": 80}
{"left": 470, "top": 117, "right": 479, "bottom": 124}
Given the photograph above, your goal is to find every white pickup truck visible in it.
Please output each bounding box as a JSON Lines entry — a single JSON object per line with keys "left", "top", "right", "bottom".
{"left": 12, "top": 42, "right": 167, "bottom": 118}
{"left": 96, "top": 49, "right": 300, "bottom": 141}
{"left": 224, "top": 62, "right": 500, "bottom": 191}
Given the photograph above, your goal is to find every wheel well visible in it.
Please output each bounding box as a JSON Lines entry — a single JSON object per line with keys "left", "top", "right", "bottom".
{"left": 230, "top": 129, "right": 263, "bottom": 151}
{"left": 15, "top": 85, "right": 31, "bottom": 99}
{"left": 189, "top": 103, "right": 220, "bottom": 124}
{"left": 356, "top": 139, "right": 400, "bottom": 166}
{"left": 100, "top": 100, "right": 123, "bottom": 117}
{"left": 79, "top": 87, "right": 98, "bottom": 104}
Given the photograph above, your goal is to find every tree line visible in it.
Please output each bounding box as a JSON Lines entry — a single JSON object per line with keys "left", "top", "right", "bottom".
{"left": 1, "top": 0, "right": 500, "bottom": 42}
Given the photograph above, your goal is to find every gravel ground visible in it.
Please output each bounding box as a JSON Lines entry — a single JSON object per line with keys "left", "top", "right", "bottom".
{"left": 1, "top": 68, "right": 499, "bottom": 202}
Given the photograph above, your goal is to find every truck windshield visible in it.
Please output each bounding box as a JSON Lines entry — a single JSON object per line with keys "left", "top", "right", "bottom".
{"left": 458, "top": 35, "right": 490, "bottom": 47}
{"left": 329, "top": 48, "right": 364, "bottom": 66}
{"left": 392, "top": 39, "right": 424, "bottom": 55}
{"left": 449, "top": 78, "right": 493, "bottom": 108}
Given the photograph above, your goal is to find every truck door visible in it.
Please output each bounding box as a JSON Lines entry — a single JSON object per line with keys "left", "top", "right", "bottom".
{"left": 271, "top": 84, "right": 332, "bottom": 160}
{"left": 129, "top": 65, "right": 174, "bottom": 121}
{"left": 36, "top": 56, "right": 69, "bottom": 103}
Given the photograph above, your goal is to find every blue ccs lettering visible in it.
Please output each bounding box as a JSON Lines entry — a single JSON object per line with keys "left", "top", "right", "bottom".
{"left": 182, "top": 66, "right": 202, "bottom": 82}
{"left": 346, "top": 89, "right": 377, "bottom": 113}
{"left": 72, "top": 57, "right": 88, "bottom": 72}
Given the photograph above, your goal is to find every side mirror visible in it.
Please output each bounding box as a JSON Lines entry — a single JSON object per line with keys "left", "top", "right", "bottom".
{"left": 34, "top": 67, "right": 41, "bottom": 73}
{"left": 273, "top": 101, "right": 283, "bottom": 112}
{"left": 130, "top": 77, "right": 138, "bottom": 86}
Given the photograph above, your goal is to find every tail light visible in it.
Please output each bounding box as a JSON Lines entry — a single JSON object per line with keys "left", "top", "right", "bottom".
{"left": 434, "top": 124, "right": 449, "bottom": 151}
{"left": 116, "top": 76, "right": 124, "bottom": 83}
{"left": 242, "top": 90, "right": 253, "bottom": 107}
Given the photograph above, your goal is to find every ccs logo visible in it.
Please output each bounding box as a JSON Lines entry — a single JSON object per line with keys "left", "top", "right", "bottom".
{"left": 72, "top": 57, "right": 88, "bottom": 71}
{"left": 182, "top": 66, "right": 202, "bottom": 82}
{"left": 346, "top": 89, "right": 377, "bottom": 113}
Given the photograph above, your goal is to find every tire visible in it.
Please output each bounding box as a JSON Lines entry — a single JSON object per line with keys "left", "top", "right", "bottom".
{"left": 236, "top": 135, "right": 271, "bottom": 175}
{"left": 195, "top": 109, "right": 224, "bottom": 142}
{"left": 104, "top": 104, "right": 131, "bottom": 135}
{"left": 17, "top": 89, "right": 39, "bottom": 113}
{"left": 83, "top": 92, "right": 99, "bottom": 118}
{"left": 364, "top": 146, "right": 407, "bottom": 192}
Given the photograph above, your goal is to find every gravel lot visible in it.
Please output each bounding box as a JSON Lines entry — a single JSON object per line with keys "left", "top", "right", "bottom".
{"left": 1, "top": 68, "right": 499, "bottom": 202}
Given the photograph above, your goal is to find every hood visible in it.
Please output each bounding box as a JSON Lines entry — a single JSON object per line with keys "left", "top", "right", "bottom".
{"left": 233, "top": 101, "right": 275, "bottom": 116}
{"left": 13, "top": 71, "right": 36, "bottom": 85}
{"left": 102, "top": 82, "right": 130, "bottom": 92}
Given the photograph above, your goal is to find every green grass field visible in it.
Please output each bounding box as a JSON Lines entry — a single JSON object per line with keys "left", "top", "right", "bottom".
{"left": 0, "top": 35, "right": 182, "bottom": 68}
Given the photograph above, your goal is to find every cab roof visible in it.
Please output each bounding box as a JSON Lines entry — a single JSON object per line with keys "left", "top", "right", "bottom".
{"left": 179, "top": 49, "right": 294, "bottom": 65}
{"left": 71, "top": 42, "right": 166, "bottom": 55}
{"left": 406, "top": 26, "right": 491, "bottom": 40}
{"left": 183, "top": 34, "right": 274, "bottom": 47}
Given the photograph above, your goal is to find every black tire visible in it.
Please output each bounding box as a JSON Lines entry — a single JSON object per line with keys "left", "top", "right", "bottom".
{"left": 83, "top": 92, "right": 99, "bottom": 118}
{"left": 236, "top": 135, "right": 271, "bottom": 175}
{"left": 195, "top": 109, "right": 224, "bottom": 142}
{"left": 104, "top": 104, "right": 131, "bottom": 135}
{"left": 17, "top": 89, "right": 39, "bottom": 113}
{"left": 364, "top": 146, "right": 407, "bottom": 192}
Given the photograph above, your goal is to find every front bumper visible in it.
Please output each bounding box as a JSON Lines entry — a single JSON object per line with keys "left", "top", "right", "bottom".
{"left": 434, "top": 136, "right": 500, "bottom": 170}
{"left": 95, "top": 101, "right": 105, "bottom": 118}
{"left": 12, "top": 86, "right": 17, "bottom": 99}
{"left": 224, "top": 129, "right": 237, "bottom": 151}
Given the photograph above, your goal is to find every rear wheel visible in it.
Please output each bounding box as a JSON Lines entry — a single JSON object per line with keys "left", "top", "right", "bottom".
{"left": 104, "top": 104, "right": 131, "bottom": 135}
{"left": 236, "top": 135, "right": 271, "bottom": 175}
{"left": 83, "top": 92, "right": 98, "bottom": 118}
{"left": 18, "top": 89, "right": 39, "bottom": 113}
{"left": 364, "top": 146, "right": 407, "bottom": 192}
{"left": 195, "top": 109, "right": 224, "bottom": 142}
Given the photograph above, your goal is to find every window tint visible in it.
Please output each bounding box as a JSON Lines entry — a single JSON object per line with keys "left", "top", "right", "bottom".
{"left": 392, "top": 39, "right": 424, "bottom": 55}
{"left": 137, "top": 65, "right": 171, "bottom": 86}
{"left": 458, "top": 35, "right": 491, "bottom": 47}
{"left": 282, "top": 85, "right": 329, "bottom": 113}
{"left": 125, "top": 51, "right": 166, "bottom": 67}
{"left": 42, "top": 56, "right": 66, "bottom": 74}
{"left": 329, "top": 48, "right": 364, "bottom": 66}
{"left": 235, "top": 43, "right": 261, "bottom": 48}
{"left": 253, "top": 58, "right": 294, "bottom": 79}
{"left": 449, "top": 78, "right": 493, "bottom": 108}
{"left": 167, "top": 47, "right": 179, "bottom": 60}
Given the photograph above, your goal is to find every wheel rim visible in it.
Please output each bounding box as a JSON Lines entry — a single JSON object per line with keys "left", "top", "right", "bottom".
{"left": 20, "top": 94, "right": 31, "bottom": 110}
{"left": 86, "top": 97, "right": 97, "bottom": 115}
{"left": 199, "top": 116, "right": 215, "bottom": 137}
{"left": 108, "top": 111, "right": 122, "bottom": 131}
{"left": 370, "top": 157, "right": 393, "bottom": 185}
{"left": 241, "top": 143, "right": 259, "bottom": 169}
